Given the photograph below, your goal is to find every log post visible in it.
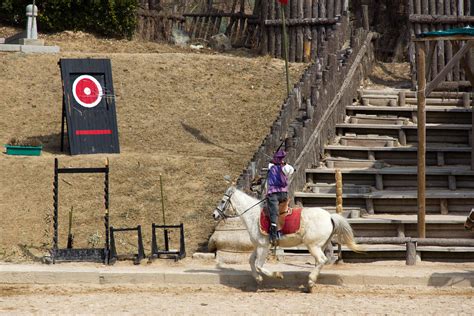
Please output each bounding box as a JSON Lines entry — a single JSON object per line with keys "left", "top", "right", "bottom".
{"left": 335, "top": 169, "right": 343, "bottom": 214}
{"left": 362, "top": 5, "right": 369, "bottom": 31}
{"left": 406, "top": 241, "right": 417, "bottom": 265}
{"left": 416, "top": 41, "right": 427, "bottom": 239}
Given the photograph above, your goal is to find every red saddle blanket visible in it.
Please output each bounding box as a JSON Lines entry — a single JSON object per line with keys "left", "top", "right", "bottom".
{"left": 259, "top": 207, "right": 302, "bottom": 235}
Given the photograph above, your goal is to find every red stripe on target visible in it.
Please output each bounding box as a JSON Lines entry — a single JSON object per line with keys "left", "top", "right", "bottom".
{"left": 72, "top": 75, "right": 103, "bottom": 108}
{"left": 75, "top": 129, "right": 112, "bottom": 135}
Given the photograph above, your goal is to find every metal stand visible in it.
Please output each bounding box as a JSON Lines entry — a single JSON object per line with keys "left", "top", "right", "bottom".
{"left": 149, "top": 223, "right": 186, "bottom": 261}
{"left": 51, "top": 158, "right": 110, "bottom": 264}
{"left": 109, "top": 225, "right": 145, "bottom": 265}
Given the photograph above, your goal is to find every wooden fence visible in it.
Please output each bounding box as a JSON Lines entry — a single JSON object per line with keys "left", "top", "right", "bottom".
{"left": 236, "top": 14, "right": 375, "bottom": 198}
{"left": 137, "top": 8, "right": 186, "bottom": 42}
{"left": 261, "top": 0, "right": 349, "bottom": 62}
{"left": 408, "top": 0, "right": 474, "bottom": 89}
{"left": 184, "top": 12, "right": 259, "bottom": 47}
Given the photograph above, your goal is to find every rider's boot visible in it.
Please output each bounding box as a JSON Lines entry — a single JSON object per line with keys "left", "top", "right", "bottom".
{"left": 269, "top": 223, "right": 278, "bottom": 246}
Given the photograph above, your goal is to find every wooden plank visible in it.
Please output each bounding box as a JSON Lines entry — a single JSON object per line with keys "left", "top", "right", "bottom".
{"left": 296, "top": 0, "right": 305, "bottom": 62}
{"left": 311, "top": 0, "right": 319, "bottom": 59}
{"left": 409, "top": 14, "right": 474, "bottom": 23}
{"left": 304, "top": 0, "right": 312, "bottom": 62}
{"left": 328, "top": 0, "right": 334, "bottom": 18}
{"left": 275, "top": 2, "right": 282, "bottom": 58}
{"left": 264, "top": 16, "right": 339, "bottom": 26}
{"left": 269, "top": 0, "right": 275, "bottom": 56}
{"left": 289, "top": 0, "right": 297, "bottom": 62}
{"left": 261, "top": 0, "right": 268, "bottom": 55}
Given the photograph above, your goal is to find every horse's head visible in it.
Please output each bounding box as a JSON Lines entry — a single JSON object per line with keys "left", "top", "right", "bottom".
{"left": 212, "top": 186, "right": 236, "bottom": 221}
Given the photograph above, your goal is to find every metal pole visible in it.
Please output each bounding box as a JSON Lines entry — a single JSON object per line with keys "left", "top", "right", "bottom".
{"left": 160, "top": 174, "right": 166, "bottom": 226}
{"left": 416, "top": 41, "right": 426, "bottom": 238}
{"left": 280, "top": 4, "right": 291, "bottom": 96}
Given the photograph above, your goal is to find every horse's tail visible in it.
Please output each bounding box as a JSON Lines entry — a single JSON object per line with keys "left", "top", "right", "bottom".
{"left": 330, "top": 213, "right": 365, "bottom": 253}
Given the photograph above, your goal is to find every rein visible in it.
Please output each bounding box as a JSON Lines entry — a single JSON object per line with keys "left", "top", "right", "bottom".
{"left": 217, "top": 192, "right": 267, "bottom": 219}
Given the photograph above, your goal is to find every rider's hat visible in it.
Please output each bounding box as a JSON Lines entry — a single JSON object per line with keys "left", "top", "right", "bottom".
{"left": 273, "top": 150, "right": 286, "bottom": 164}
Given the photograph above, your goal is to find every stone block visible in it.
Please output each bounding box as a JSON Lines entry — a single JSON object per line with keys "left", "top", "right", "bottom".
{"left": 5, "top": 31, "right": 26, "bottom": 44}
{"left": 0, "top": 44, "right": 21, "bottom": 52}
{"left": 0, "top": 38, "right": 4, "bottom": 44}
{"left": 20, "top": 45, "right": 60, "bottom": 54}
{"left": 19, "top": 38, "right": 44, "bottom": 46}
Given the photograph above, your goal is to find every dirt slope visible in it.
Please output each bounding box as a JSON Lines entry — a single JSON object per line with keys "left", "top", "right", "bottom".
{"left": 0, "top": 27, "right": 307, "bottom": 261}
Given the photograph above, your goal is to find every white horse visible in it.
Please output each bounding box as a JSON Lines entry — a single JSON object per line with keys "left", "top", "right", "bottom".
{"left": 212, "top": 186, "right": 363, "bottom": 292}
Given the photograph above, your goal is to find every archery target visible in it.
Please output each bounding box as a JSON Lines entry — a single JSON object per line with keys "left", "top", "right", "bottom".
{"left": 72, "top": 75, "right": 103, "bottom": 108}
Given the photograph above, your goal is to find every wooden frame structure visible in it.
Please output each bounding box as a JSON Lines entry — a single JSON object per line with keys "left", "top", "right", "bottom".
{"left": 414, "top": 34, "right": 473, "bottom": 238}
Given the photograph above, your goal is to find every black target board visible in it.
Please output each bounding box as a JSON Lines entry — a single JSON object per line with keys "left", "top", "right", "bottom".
{"left": 59, "top": 58, "right": 120, "bottom": 155}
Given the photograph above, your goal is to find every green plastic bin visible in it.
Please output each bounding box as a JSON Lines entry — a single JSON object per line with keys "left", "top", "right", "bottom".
{"left": 5, "top": 145, "right": 43, "bottom": 156}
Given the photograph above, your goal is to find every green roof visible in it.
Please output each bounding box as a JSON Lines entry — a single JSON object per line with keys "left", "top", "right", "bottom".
{"left": 418, "top": 26, "right": 474, "bottom": 37}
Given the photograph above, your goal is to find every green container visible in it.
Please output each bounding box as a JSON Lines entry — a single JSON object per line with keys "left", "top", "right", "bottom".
{"left": 4, "top": 145, "right": 43, "bottom": 156}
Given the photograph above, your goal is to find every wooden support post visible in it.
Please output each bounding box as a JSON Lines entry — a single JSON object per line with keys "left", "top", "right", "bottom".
{"left": 416, "top": 41, "right": 427, "bottom": 239}
{"left": 335, "top": 169, "right": 343, "bottom": 214}
{"left": 406, "top": 241, "right": 417, "bottom": 265}
{"left": 362, "top": 5, "right": 369, "bottom": 31}
{"left": 399, "top": 91, "right": 406, "bottom": 107}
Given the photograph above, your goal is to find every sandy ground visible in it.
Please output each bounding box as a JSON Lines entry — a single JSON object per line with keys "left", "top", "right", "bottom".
{"left": 1, "top": 260, "right": 473, "bottom": 314}
{"left": 1, "top": 283, "right": 473, "bottom": 315}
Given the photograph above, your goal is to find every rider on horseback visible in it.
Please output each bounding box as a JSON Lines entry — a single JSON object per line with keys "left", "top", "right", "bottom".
{"left": 267, "top": 149, "right": 294, "bottom": 246}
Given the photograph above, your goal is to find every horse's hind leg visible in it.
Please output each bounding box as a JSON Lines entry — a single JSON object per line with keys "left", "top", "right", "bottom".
{"left": 255, "top": 245, "right": 283, "bottom": 279}
{"left": 249, "top": 249, "right": 262, "bottom": 284}
{"left": 306, "top": 244, "right": 328, "bottom": 292}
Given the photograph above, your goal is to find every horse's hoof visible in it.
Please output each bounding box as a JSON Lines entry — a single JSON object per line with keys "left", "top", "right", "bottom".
{"left": 274, "top": 272, "right": 284, "bottom": 279}
{"left": 307, "top": 285, "right": 317, "bottom": 294}
{"left": 307, "top": 281, "right": 317, "bottom": 293}
{"left": 255, "top": 275, "right": 263, "bottom": 285}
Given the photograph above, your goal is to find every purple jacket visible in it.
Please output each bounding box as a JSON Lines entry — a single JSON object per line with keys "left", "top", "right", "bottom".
{"left": 267, "top": 163, "right": 294, "bottom": 194}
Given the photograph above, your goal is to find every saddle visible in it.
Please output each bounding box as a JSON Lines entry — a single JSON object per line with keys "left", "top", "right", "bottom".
{"left": 259, "top": 205, "right": 302, "bottom": 236}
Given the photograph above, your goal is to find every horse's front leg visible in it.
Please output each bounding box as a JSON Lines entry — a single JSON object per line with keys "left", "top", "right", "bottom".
{"left": 254, "top": 245, "right": 284, "bottom": 280}
{"left": 249, "top": 249, "right": 263, "bottom": 284}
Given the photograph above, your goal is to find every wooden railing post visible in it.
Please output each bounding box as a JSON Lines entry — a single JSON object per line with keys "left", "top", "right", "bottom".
{"left": 416, "top": 40, "right": 427, "bottom": 239}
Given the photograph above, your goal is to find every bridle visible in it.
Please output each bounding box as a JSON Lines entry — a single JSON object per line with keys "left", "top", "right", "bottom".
{"left": 214, "top": 188, "right": 267, "bottom": 220}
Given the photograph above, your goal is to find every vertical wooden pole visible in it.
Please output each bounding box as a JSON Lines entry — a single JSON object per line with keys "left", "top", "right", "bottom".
{"left": 362, "top": 5, "right": 369, "bottom": 31}
{"left": 275, "top": 2, "right": 282, "bottom": 58}
{"left": 416, "top": 41, "right": 426, "bottom": 239}
{"left": 160, "top": 174, "right": 166, "bottom": 226}
{"left": 296, "top": 0, "right": 304, "bottom": 62}
{"left": 269, "top": 0, "right": 276, "bottom": 56}
{"left": 261, "top": 0, "right": 268, "bottom": 55}
{"left": 290, "top": 0, "right": 297, "bottom": 62}
{"left": 280, "top": 3, "right": 291, "bottom": 96}
{"left": 335, "top": 169, "right": 343, "bottom": 214}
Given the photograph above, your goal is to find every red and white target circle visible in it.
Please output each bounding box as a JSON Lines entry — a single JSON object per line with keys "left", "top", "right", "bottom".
{"left": 72, "top": 75, "right": 103, "bottom": 108}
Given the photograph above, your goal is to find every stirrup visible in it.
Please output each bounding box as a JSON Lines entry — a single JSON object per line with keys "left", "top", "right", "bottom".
{"left": 269, "top": 224, "right": 278, "bottom": 245}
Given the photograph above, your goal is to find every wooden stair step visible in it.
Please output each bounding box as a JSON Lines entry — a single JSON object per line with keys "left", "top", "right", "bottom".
{"left": 306, "top": 183, "right": 372, "bottom": 194}
{"left": 347, "top": 105, "right": 471, "bottom": 112}
{"left": 324, "top": 157, "right": 385, "bottom": 169}
{"left": 346, "top": 105, "right": 471, "bottom": 124}
{"left": 295, "top": 189, "right": 474, "bottom": 199}
{"left": 347, "top": 214, "right": 467, "bottom": 224}
{"left": 305, "top": 166, "right": 474, "bottom": 176}
{"left": 325, "top": 145, "right": 471, "bottom": 166}
{"left": 325, "top": 145, "right": 471, "bottom": 152}
{"left": 348, "top": 115, "right": 409, "bottom": 125}
{"left": 338, "top": 135, "right": 398, "bottom": 147}
{"left": 337, "top": 123, "right": 471, "bottom": 130}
